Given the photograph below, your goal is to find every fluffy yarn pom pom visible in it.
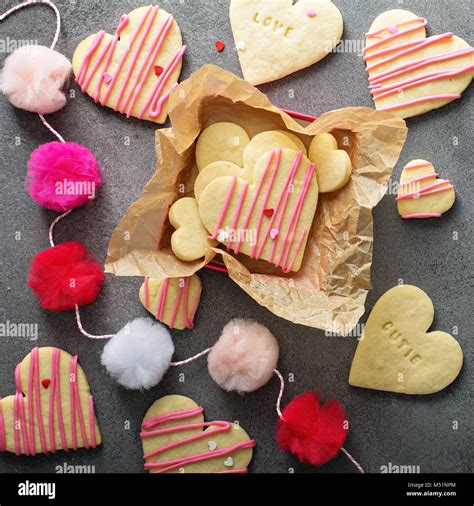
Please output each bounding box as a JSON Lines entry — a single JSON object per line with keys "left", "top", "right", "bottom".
{"left": 0, "top": 45, "right": 71, "bottom": 114}
{"left": 207, "top": 319, "right": 279, "bottom": 393}
{"left": 101, "top": 318, "right": 175, "bottom": 390}
{"left": 26, "top": 141, "right": 102, "bottom": 211}
{"left": 276, "top": 392, "right": 348, "bottom": 467}
{"left": 28, "top": 241, "right": 105, "bottom": 312}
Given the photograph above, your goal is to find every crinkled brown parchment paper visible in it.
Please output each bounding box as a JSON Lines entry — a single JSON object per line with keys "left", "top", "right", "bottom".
{"left": 105, "top": 65, "right": 407, "bottom": 334}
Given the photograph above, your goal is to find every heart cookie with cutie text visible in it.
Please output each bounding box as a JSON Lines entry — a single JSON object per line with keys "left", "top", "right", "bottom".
{"left": 230, "top": 0, "right": 343, "bottom": 85}
{"left": 140, "top": 395, "right": 255, "bottom": 473}
{"left": 199, "top": 148, "right": 319, "bottom": 273}
{"left": 397, "top": 159, "right": 455, "bottom": 219}
{"left": 364, "top": 9, "right": 474, "bottom": 119}
{"left": 0, "top": 347, "right": 101, "bottom": 455}
{"left": 349, "top": 285, "right": 463, "bottom": 394}
{"left": 139, "top": 275, "right": 202, "bottom": 330}
{"left": 72, "top": 5, "right": 185, "bottom": 123}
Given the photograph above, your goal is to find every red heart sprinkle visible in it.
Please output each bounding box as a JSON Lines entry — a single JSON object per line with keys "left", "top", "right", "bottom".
{"left": 41, "top": 379, "right": 51, "bottom": 389}
{"left": 215, "top": 40, "right": 225, "bottom": 52}
{"left": 263, "top": 208, "right": 274, "bottom": 217}
{"left": 154, "top": 65, "right": 164, "bottom": 77}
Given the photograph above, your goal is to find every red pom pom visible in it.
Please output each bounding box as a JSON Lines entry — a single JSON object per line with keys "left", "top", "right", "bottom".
{"left": 276, "top": 392, "right": 348, "bottom": 466}
{"left": 28, "top": 242, "right": 105, "bottom": 312}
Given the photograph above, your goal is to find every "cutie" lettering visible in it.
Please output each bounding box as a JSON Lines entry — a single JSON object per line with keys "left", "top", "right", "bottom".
{"left": 382, "top": 321, "right": 422, "bottom": 365}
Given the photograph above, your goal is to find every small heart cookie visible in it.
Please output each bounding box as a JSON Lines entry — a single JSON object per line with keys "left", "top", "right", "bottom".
{"left": 230, "top": 0, "right": 343, "bottom": 85}
{"left": 194, "top": 128, "right": 306, "bottom": 200}
{"left": 0, "top": 347, "right": 101, "bottom": 455}
{"left": 396, "top": 159, "right": 455, "bottom": 219}
{"left": 364, "top": 9, "right": 474, "bottom": 119}
{"left": 199, "top": 148, "right": 318, "bottom": 272}
{"left": 169, "top": 197, "right": 217, "bottom": 261}
{"left": 72, "top": 6, "right": 185, "bottom": 123}
{"left": 349, "top": 285, "right": 463, "bottom": 394}
{"left": 139, "top": 275, "right": 202, "bottom": 330}
{"left": 308, "top": 133, "right": 352, "bottom": 193}
{"left": 141, "top": 395, "right": 256, "bottom": 473}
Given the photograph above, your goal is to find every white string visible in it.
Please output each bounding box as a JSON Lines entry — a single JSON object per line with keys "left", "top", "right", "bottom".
{"left": 0, "top": 0, "right": 61, "bottom": 50}
{"left": 169, "top": 347, "right": 212, "bottom": 367}
{"left": 74, "top": 305, "right": 116, "bottom": 340}
{"left": 48, "top": 209, "right": 71, "bottom": 246}
{"left": 39, "top": 114, "right": 66, "bottom": 143}
{"left": 341, "top": 447, "right": 365, "bottom": 474}
{"left": 274, "top": 369, "right": 285, "bottom": 420}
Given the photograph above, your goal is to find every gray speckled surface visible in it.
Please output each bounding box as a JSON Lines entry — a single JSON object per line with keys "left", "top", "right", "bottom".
{"left": 0, "top": 0, "right": 472, "bottom": 474}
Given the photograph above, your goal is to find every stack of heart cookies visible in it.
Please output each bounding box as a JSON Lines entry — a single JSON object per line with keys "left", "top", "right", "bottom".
{"left": 168, "top": 122, "right": 352, "bottom": 274}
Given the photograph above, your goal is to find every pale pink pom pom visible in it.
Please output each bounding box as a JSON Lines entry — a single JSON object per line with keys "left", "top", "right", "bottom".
{"left": 0, "top": 45, "right": 71, "bottom": 114}
{"left": 208, "top": 319, "right": 279, "bottom": 393}
{"left": 26, "top": 142, "right": 102, "bottom": 211}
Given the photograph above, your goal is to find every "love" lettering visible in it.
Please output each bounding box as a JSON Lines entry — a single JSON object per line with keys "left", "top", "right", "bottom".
{"left": 252, "top": 12, "right": 294, "bottom": 38}
{"left": 382, "top": 322, "right": 422, "bottom": 365}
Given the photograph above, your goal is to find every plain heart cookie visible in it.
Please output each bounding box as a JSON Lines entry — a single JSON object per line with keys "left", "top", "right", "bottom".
{"left": 349, "top": 285, "right": 463, "bottom": 394}
{"left": 194, "top": 128, "right": 306, "bottom": 200}
{"left": 230, "top": 0, "right": 343, "bottom": 85}
{"left": 396, "top": 159, "right": 455, "bottom": 219}
{"left": 72, "top": 5, "right": 185, "bottom": 123}
{"left": 308, "top": 133, "right": 352, "bottom": 193}
{"left": 139, "top": 275, "right": 202, "bottom": 330}
{"left": 0, "top": 347, "right": 101, "bottom": 455}
{"left": 199, "top": 148, "right": 318, "bottom": 273}
{"left": 169, "top": 197, "right": 218, "bottom": 261}
{"left": 364, "top": 9, "right": 474, "bottom": 119}
{"left": 140, "top": 395, "right": 256, "bottom": 473}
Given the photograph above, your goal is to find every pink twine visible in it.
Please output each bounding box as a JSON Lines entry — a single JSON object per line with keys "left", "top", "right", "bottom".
{"left": 169, "top": 347, "right": 212, "bottom": 367}
{"left": 48, "top": 209, "right": 71, "bottom": 247}
{"left": 74, "top": 305, "right": 116, "bottom": 340}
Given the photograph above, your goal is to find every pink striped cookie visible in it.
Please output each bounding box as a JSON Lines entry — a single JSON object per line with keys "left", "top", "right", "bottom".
{"left": 397, "top": 159, "right": 455, "bottom": 219}
{"left": 364, "top": 9, "right": 474, "bottom": 119}
{"left": 139, "top": 275, "right": 202, "bottom": 330}
{"left": 141, "top": 395, "right": 255, "bottom": 473}
{"left": 0, "top": 347, "right": 101, "bottom": 455}
{"left": 72, "top": 5, "right": 185, "bottom": 123}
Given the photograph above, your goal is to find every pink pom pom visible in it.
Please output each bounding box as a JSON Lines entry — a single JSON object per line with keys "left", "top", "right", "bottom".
{"left": 26, "top": 141, "right": 102, "bottom": 211}
{"left": 208, "top": 319, "right": 279, "bottom": 393}
{"left": 0, "top": 45, "right": 71, "bottom": 114}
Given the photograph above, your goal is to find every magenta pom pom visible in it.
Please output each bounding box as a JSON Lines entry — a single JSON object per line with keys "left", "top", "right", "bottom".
{"left": 26, "top": 141, "right": 102, "bottom": 211}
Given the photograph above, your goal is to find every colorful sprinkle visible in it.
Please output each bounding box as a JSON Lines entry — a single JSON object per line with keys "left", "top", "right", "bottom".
{"left": 224, "top": 456, "right": 234, "bottom": 467}
{"left": 154, "top": 65, "right": 164, "bottom": 77}
{"left": 215, "top": 40, "right": 225, "bottom": 52}
{"left": 208, "top": 440, "right": 217, "bottom": 451}
{"left": 103, "top": 72, "right": 112, "bottom": 84}
{"left": 263, "top": 208, "right": 274, "bottom": 217}
{"left": 388, "top": 25, "right": 398, "bottom": 34}
{"left": 41, "top": 378, "right": 51, "bottom": 389}
{"left": 270, "top": 229, "right": 279, "bottom": 240}
{"left": 307, "top": 8, "right": 317, "bottom": 18}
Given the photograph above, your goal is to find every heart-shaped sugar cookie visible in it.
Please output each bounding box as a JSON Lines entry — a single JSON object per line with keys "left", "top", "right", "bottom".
{"left": 141, "top": 395, "right": 255, "bottom": 473}
{"left": 194, "top": 128, "right": 306, "bottom": 200}
{"left": 72, "top": 6, "right": 185, "bottom": 123}
{"left": 169, "top": 197, "right": 217, "bottom": 261}
{"left": 199, "top": 148, "right": 318, "bottom": 273}
{"left": 0, "top": 347, "right": 101, "bottom": 455}
{"left": 396, "top": 159, "right": 455, "bottom": 219}
{"left": 230, "top": 0, "right": 343, "bottom": 85}
{"left": 139, "top": 275, "right": 202, "bottom": 330}
{"left": 349, "top": 285, "right": 463, "bottom": 394}
{"left": 364, "top": 9, "right": 474, "bottom": 119}
{"left": 308, "top": 133, "right": 352, "bottom": 193}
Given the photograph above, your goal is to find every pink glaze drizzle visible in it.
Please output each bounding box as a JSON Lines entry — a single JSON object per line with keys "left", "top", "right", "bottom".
{"left": 404, "top": 161, "right": 433, "bottom": 170}
{"left": 140, "top": 406, "right": 256, "bottom": 473}
{"left": 399, "top": 172, "right": 438, "bottom": 186}
{"left": 0, "top": 348, "right": 97, "bottom": 455}
{"left": 76, "top": 6, "right": 185, "bottom": 120}
{"left": 212, "top": 150, "right": 315, "bottom": 272}
{"left": 364, "top": 18, "right": 474, "bottom": 112}
{"left": 396, "top": 181, "right": 454, "bottom": 201}
{"left": 145, "top": 277, "right": 198, "bottom": 329}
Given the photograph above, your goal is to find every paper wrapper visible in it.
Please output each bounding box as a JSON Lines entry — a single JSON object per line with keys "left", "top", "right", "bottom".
{"left": 105, "top": 64, "right": 407, "bottom": 334}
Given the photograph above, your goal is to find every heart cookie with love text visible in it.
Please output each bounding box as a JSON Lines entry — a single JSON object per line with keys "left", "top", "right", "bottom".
{"left": 199, "top": 148, "right": 319, "bottom": 273}
{"left": 0, "top": 347, "right": 101, "bottom": 455}
{"left": 349, "top": 285, "right": 463, "bottom": 395}
{"left": 141, "top": 395, "right": 255, "bottom": 473}
{"left": 72, "top": 5, "right": 185, "bottom": 123}
{"left": 364, "top": 9, "right": 474, "bottom": 119}
{"left": 396, "top": 159, "right": 455, "bottom": 219}
{"left": 139, "top": 275, "right": 202, "bottom": 330}
{"left": 230, "top": 0, "right": 343, "bottom": 85}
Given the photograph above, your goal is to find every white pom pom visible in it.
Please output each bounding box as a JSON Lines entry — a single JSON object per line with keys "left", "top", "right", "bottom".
{"left": 0, "top": 45, "right": 71, "bottom": 114}
{"left": 101, "top": 318, "right": 174, "bottom": 390}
